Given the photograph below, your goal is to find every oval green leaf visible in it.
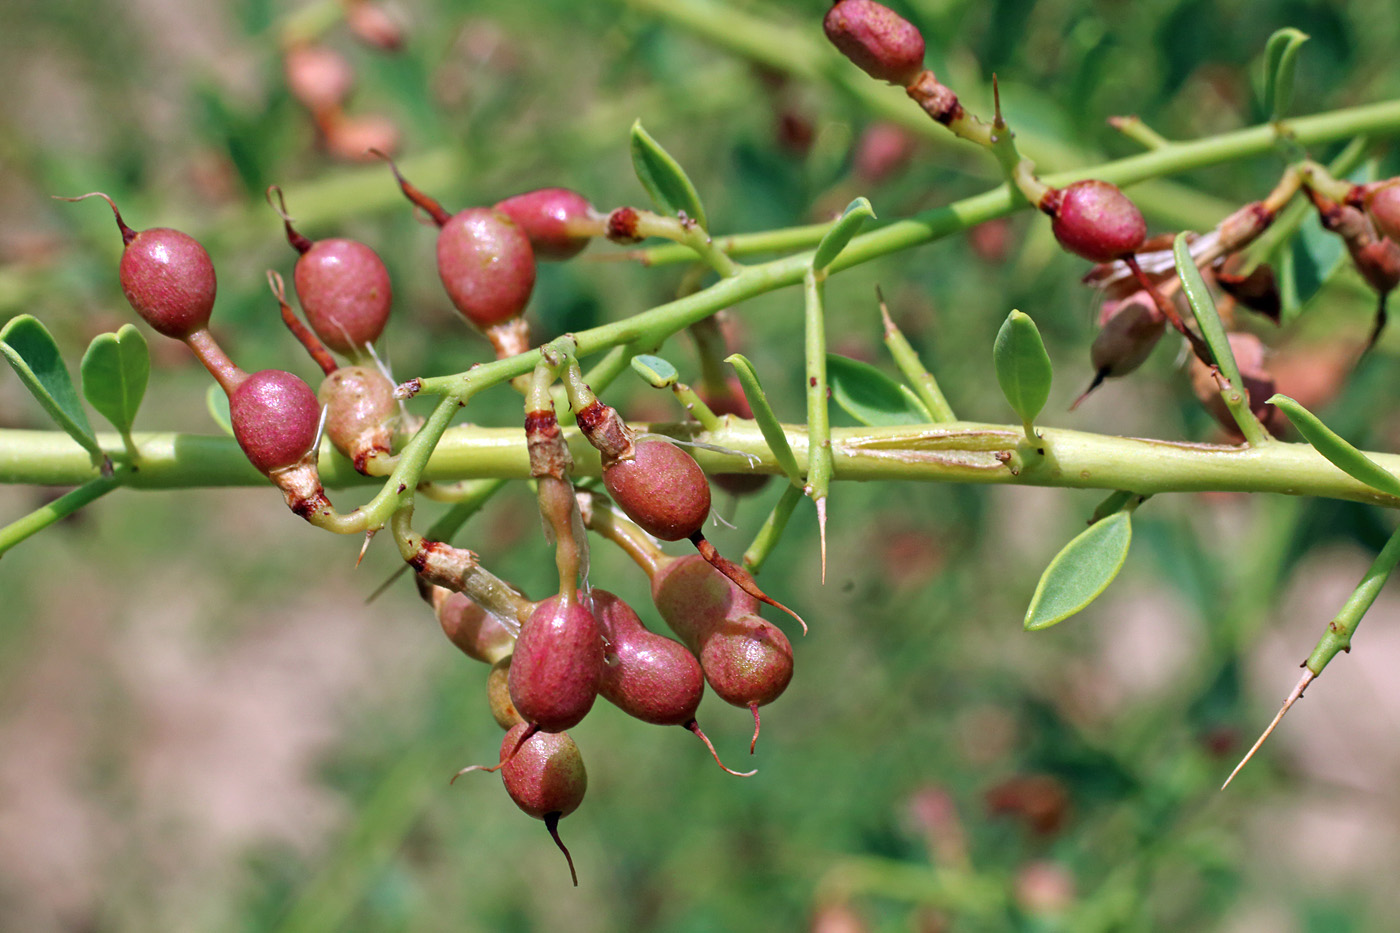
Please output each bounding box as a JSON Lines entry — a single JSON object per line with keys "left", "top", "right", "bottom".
{"left": 812, "top": 197, "right": 875, "bottom": 272}
{"left": 630, "top": 353, "right": 678, "bottom": 388}
{"left": 1, "top": 314, "right": 100, "bottom": 457}
{"left": 630, "top": 120, "right": 707, "bottom": 230}
{"left": 826, "top": 353, "right": 928, "bottom": 426}
{"left": 206, "top": 382, "right": 234, "bottom": 437}
{"left": 81, "top": 324, "right": 149, "bottom": 436}
{"left": 993, "top": 309, "right": 1052, "bottom": 428}
{"left": 725, "top": 353, "right": 802, "bottom": 487}
{"left": 1262, "top": 28, "right": 1309, "bottom": 122}
{"left": 1269, "top": 393, "right": 1400, "bottom": 499}
{"left": 1025, "top": 510, "right": 1133, "bottom": 631}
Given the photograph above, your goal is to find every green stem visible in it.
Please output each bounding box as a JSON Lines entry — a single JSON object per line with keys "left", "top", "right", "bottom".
{"left": 12, "top": 422, "right": 1400, "bottom": 508}
{"left": 803, "top": 269, "right": 833, "bottom": 572}
{"left": 0, "top": 469, "right": 125, "bottom": 555}
{"left": 744, "top": 483, "right": 804, "bottom": 574}
{"left": 1304, "top": 520, "right": 1400, "bottom": 674}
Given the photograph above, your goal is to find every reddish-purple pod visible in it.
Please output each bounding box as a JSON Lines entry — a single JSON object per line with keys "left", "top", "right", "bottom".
{"left": 1366, "top": 181, "right": 1400, "bottom": 243}
{"left": 229, "top": 369, "right": 322, "bottom": 474}
{"left": 293, "top": 239, "right": 393, "bottom": 355}
{"left": 649, "top": 555, "right": 794, "bottom": 751}
{"left": 592, "top": 589, "right": 704, "bottom": 726}
{"left": 602, "top": 439, "right": 712, "bottom": 541}
{"left": 823, "top": 0, "right": 926, "bottom": 86}
{"left": 58, "top": 193, "right": 217, "bottom": 339}
{"left": 434, "top": 588, "right": 515, "bottom": 665}
{"left": 1040, "top": 180, "right": 1146, "bottom": 263}
{"left": 493, "top": 188, "right": 597, "bottom": 261}
{"left": 283, "top": 44, "right": 354, "bottom": 113}
{"left": 318, "top": 364, "right": 396, "bottom": 472}
{"left": 508, "top": 595, "right": 604, "bottom": 733}
{"left": 498, "top": 722, "right": 587, "bottom": 886}
{"left": 437, "top": 207, "right": 537, "bottom": 329}
{"left": 1090, "top": 292, "right": 1165, "bottom": 378}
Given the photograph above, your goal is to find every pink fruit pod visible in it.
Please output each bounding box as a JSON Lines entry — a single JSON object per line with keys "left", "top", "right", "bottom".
{"left": 1090, "top": 291, "right": 1165, "bottom": 378}
{"left": 602, "top": 438, "right": 712, "bottom": 541}
{"left": 292, "top": 239, "right": 393, "bottom": 354}
{"left": 493, "top": 187, "right": 597, "bottom": 261}
{"left": 823, "top": 0, "right": 926, "bottom": 86}
{"left": 433, "top": 588, "right": 516, "bottom": 665}
{"left": 317, "top": 364, "right": 395, "bottom": 472}
{"left": 592, "top": 589, "right": 704, "bottom": 726}
{"left": 1041, "top": 180, "right": 1147, "bottom": 263}
{"left": 437, "top": 207, "right": 537, "bottom": 328}
{"left": 283, "top": 44, "right": 354, "bottom": 113}
{"left": 229, "top": 369, "right": 322, "bottom": 474}
{"left": 120, "top": 228, "right": 219, "bottom": 339}
{"left": 1366, "top": 181, "right": 1400, "bottom": 243}
{"left": 498, "top": 722, "right": 586, "bottom": 885}
{"left": 507, "top": 595, "right": 603, "bottom": 733}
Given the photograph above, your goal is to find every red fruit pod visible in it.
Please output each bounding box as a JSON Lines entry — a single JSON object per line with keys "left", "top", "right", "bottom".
{"left": 283, "top": 44, "right": 354, "bottom": 112}
{"left": 1366, "top": 181, "right": 1400, "bottom": 243}
{"left": 488, "top": 658, "right": 524, "bottom": 729}
{"left": 1090, "top": 292, "right": 1165, "bottom": 378}
{"left": 498, "top": 722, "right": 586, "bottom": 885}
{"left": 318, "top": 364, "right": 396, "bottom": 471}
{"left": 1041, "top": 180, "right": 1146, "bottom": 263}
{"left": 823, "top": 0, "right": 926, "bottom": 86}
{"left": 592, "top": 589, "right": 704, "bottom": 726}
{"left": 229, "top": 369, "right": 322, "bottom": 474}
{"left": 434, "top": 589, "right": 515, "bottom": 665}
{"left": 493, "top": 187, "right": 597, "bottom": 261}
{"left": 649, "top": 555, "right": 791, "bottom": 710}
{"left": 508, "top": 595, "right": 603, "bottom": 732}
{"left": 602, "top": 439, "right": 712, "bottom": 541}
{"left": 437, "top": 207, "right": 537, "bottom": 329}
{"left": 120, "top": 228, "right": 218, "bottom": 340}
{"left": 293, "top": 238, "right": 393, "bottom": 354}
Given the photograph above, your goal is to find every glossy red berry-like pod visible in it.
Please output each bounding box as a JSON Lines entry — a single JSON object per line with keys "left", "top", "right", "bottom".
{"left": 602, "top": 438, "right": 712, "bottom": 541}
{"left": 493, "top": 188, "right": 597, "bottom": 261}
{"left": 507, "top": 595, "right": 603, "bottom": 733}
{"left": 592, "top": 589, "right": 704, "bottom": 725}
{"left": 1365, "top": 181, "right": 1400, "bottom": 243}
{"left": 437, "top": 207, "right": 537, "bottom": 329}
{"left": 1040, "top": 180, "right": 1147, "bottom": 263}
{"left": 293, "top": 239, "right": 393, "bottom": 355}
{"left": 498, "top": 722, "right": 586, "bottom": 886}
{"left": 60, "top": 193, "right": 218, "bottom": 340}
{"left": 229, "top": 369, "right": 322, "bottom": 474}
{"left": 823, "top": 0, "right": 926, "bottom": 86}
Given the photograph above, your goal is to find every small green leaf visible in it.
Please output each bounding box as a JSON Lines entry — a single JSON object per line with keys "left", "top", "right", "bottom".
{"left": 1174, "top": 233, "right": 1239, "bottom": 385}
{"left": 1262, "top": 28, "right": 1309, "bottom": 122}
{"left": 630, "top": 121, "right": 707, "bottom": 229}
{"left": 1, "top": 314, "right": 100, "bottom": 457}
{"left": 812, "top": 197, "right": 875, "bottom": 272}
{"left": 81, "top": 324, "right": 149, "bottom": 436}
{"left": 827, "top": 354, "right": 928, "bottom": 426}
{"left": 993, "top": 309, "right": 1052, "bottom": 429}
{"left": 725, "top": 353, "right": 802, "bottom": 487}
{"left": 1025, "top": 511, "right": 1133, "bottom": 631}
{"left": 1270, "top": 394, "right": 1400, "bottom": 498}
{"left": 630, "top": 354, "right": 678, "bottom": 388}
{"left": 206, "top": 383, "right": 234, "bottom": 437}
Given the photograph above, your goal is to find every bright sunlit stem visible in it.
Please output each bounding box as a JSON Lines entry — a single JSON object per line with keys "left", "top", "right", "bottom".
{"left": 803, "top": 266, "right": 833, "bottom": 583}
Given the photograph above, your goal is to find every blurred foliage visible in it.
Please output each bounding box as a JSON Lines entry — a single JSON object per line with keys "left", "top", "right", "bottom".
{"left": 5, "top": 0, "right": 1400, "bottom": 931}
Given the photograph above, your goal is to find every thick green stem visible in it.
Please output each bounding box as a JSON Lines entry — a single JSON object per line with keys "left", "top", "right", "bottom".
{"left": 9, "top": 422, "right": 1400, "bottom": 509}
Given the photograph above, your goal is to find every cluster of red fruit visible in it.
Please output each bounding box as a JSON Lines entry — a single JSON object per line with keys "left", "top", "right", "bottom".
{"left": 823, "top": 0, "right": 1400, "bottom": 436}
{"left": 67, "top": 153, "right": 803, "bottom": 884}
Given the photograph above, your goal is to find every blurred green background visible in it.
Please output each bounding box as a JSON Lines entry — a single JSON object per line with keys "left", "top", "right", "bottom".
{"left": 4, "top": 0, "right": 1400, "bottom": 930}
